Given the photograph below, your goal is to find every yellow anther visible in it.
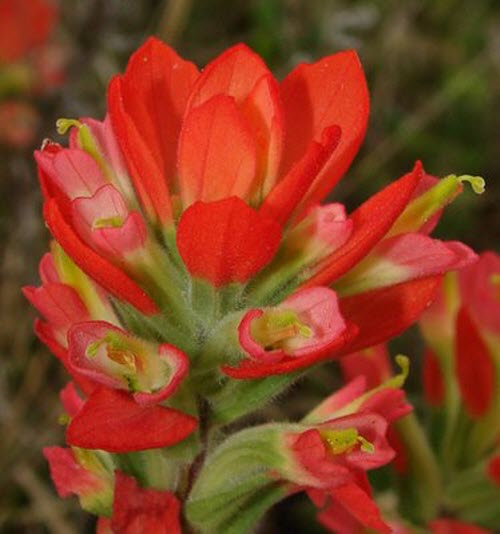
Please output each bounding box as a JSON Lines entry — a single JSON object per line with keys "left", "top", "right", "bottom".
{"left": 251, "top": 309, "right": 313, "bottom": 349}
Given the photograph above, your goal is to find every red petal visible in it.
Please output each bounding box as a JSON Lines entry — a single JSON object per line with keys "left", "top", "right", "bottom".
{"left": 221, "top": 322, "right": 358, "bottom": 379}
{"left": 303, "top": 163, "right": 423, "bottom": 287}
{"left": 108, "top": 37, "right": 198, "bottom": 223}
{"left": 178, "top": 95, "right": 257, "bottom": 206}
{"left": 422, "top": 348, "right": 445, "bottom": 406}
{"left": 260, "top": 125, "right": 341, "bottom": 225}
{"left": 187, "top": 43, "right": 271, "bottom": 108}
{"left": 279, "top": 50, "right": 369, "bottom": 208}
{"left": 66, "top": 387, "right": 197, "bottom": 452}
{"left": 176, "top": 197, "right": 282, "bottom": 286}
{"left": 455, "top": 307, "right": 495, "bottom": 418}
{"left": 112, "top": 472, "right": 181, "bottom": 534}
{"left": 337, "top": 275, "right": 441, "bottom": 355}
{"left": 43, "top": 199, "right": 159, "bottom": 315}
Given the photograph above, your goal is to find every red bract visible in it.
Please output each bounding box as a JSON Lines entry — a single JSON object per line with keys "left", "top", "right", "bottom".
{"left": 66, "top": 387, "right": 197, "bottom": 453}
{"left": 422, "top": 347, "right": 445, "bottom": 406}
{"left": 111, "top": 472, "right": 181, "bottom": 534}
{"left": 176, "top": 196, "right": 282, "bottom": 286}
{"left": 420, "top": 251, "right": 499, "bottom": 420}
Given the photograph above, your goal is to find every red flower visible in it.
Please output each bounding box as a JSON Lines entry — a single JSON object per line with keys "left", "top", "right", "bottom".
{"left": 278, "top": 365, "right": 411, "bottom": 534}
{"left": 67, "top": 320, "right": 188, "bottom": 405}
{"left": 234, "top": 287, "right": 348, "bottom": 371}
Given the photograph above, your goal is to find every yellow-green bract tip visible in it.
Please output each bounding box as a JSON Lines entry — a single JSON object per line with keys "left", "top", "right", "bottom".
{"left": 56, "top": 117, "right": 81, "bottom": 135}
{"left": 456, "top": 174, "right": 486, "bottom": 195}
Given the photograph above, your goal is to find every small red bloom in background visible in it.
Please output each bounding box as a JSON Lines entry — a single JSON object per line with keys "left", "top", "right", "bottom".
{"left": 420, "top": 251, "right": 500, "bottom": 420}
{"left": 0, "top": 0, "right": 57, "bottom": 63}
{"left": 0, "top": 0, "right": 65, "bottom": 147}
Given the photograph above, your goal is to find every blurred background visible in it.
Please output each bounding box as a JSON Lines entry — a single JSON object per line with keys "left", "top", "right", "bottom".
{"left": 0, "top": 0, "right": 498, "bottom": 532}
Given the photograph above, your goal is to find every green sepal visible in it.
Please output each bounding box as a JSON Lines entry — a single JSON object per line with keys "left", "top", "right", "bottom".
{"left": 112, "top": 299, "right": 197, "bottom": 355}
{"left": 186, "top": 424, "right": 294, "bottom": 532}
{"left": 209, "top": 371, "right": 304, "bottom": 425}
{"left": 113, "top": 449, "right": 180, "bottom": 492}
{"left": 212, "top": 483, "right": 288, "bottom": 534}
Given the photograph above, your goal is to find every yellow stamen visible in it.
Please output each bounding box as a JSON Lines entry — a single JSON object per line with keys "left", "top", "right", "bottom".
{"left": 321, "top": 428, "right": 376, "bottom": 455}
{"left": 251, "top": 309, "right": 313, "bottom": 349}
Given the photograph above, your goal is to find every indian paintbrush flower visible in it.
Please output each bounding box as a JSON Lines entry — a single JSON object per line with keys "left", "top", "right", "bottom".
{"left": 24, "top": 36, "right": 486, "bottom": 532}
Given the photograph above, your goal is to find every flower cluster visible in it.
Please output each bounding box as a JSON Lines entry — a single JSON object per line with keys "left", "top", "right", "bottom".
{"left": 25, "top": 37, "right": 488, "bottom": 532}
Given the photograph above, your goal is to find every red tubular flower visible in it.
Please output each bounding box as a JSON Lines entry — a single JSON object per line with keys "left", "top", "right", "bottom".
{"left": 43, "top": 446, "right": 114, "bottom": 515}
{"left": 67, "top": 321, "right": 188, "bottom": 406}
{"left": 237, "top": 287, "right": 347, "bottom": 364}
{"left": 281, "top": 366, "right": 412, "bottom": 534}
{"left": 111, "top": 472, "right": 181, "bottom": 534}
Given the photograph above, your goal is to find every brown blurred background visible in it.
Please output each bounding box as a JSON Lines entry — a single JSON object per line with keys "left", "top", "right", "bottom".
{"left": 0, "top": 0, "right": 499, "bottom": 532}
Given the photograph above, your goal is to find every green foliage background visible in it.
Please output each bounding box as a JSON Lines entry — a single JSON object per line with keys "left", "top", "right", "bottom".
{"left": 0, "top": 1, "right": 498, "bottom": 532}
